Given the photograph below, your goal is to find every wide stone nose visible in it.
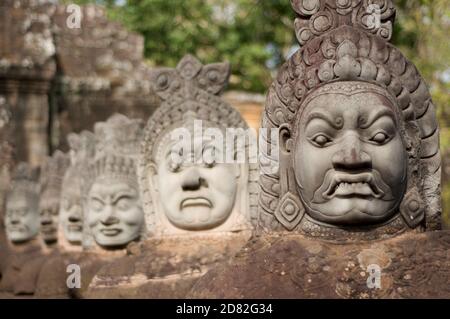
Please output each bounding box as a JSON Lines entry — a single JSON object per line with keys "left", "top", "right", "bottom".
{"left": 10, "top": 216, "right": 20, "bottom": 225}
{"left": 181, "top": 168, "right": 207, "bottom": 191}
{"left": 332, "top": 133, "right": 372, "bottom": 171}
{"left": 100, "top": 206, "right": 119, "bottom": 226}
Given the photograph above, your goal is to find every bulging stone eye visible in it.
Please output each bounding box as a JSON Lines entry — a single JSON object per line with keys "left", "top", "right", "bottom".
{"left": 371, "top": 132, "right": 389, "bottom": 144}
{"left": 116, "top": 198, "right": 132, "bottom": 211}
{"left": 312, "top": 134, "right": 331, "bottom": 147}
{"left": 203, "top": 148, "right": 217, "bottom": 168}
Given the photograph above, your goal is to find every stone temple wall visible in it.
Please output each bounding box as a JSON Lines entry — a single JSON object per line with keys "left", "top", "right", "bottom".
{"left": 0, "top": 0, "right": 161, "bottom": 165}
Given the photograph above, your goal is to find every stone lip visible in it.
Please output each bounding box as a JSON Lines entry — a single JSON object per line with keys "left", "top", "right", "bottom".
{"left": 187, "top": 230, "right": 450, "bottom": 299}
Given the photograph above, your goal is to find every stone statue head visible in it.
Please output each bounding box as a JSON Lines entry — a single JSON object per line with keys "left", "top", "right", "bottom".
{"left": 258, "top": 0, "right": 441, "bottom": 241}
{"left": 59, "top": 131, "right": 95, "bottom": 245}
{"left": 5, "top": 163, "right": 40, "bottom": 244}
{"left": 84, "top": 114, "right": 145, "bottom": 249}
{"left": 140, "top": 55, "right": 258, "bottom": 237}
{"left": 39, "top": 151, "right": 70, "bottom": 245}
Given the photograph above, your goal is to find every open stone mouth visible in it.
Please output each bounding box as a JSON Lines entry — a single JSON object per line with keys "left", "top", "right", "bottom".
{"left": 324, "top": 173, "right": 384, "bottom": 199}
{"left": 180, "top": 197, "right": 212, "bottom": 209}
{"left": 68, "top": 224, "right": 82, "bottom": 232}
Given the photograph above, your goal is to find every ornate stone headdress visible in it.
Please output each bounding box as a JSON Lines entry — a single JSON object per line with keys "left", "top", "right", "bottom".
{"left": 87, "top": 113, "right": 144, "bottom": 189}
{"left": 8, "top": 162, "right": 40, "bottom": 203}
{"left": 140, "top": 55, "right": 259, "bottom": 235}
{"left": 67, "top": 130, "right": 96, "bottom": 167}
{"left": 40, "top": 150, "right": 70, "bottom": 204}
{"left": 258, "top": 0, "right": 441, "bottom": 240}
{"left": 63, "top": 130, "right": 96, "bottom": 199}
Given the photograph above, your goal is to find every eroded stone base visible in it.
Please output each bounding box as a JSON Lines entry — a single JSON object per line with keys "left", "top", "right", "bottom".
{"left": 86, "top": 231, "right": 252, "bottom": 298}
{"left": 188, "top": 231, "right": 450, "bottom": 298}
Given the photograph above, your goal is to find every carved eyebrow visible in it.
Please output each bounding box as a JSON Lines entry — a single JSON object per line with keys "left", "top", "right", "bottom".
{"left": 306, "top": 112, "right": 341, "bottom": 129}
{"left": 359, "top": 108, "right": 396, "bottom": 129}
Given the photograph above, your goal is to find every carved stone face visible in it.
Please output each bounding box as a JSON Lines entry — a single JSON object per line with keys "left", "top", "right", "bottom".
{"left": 293, "top": 89, "right": 407, "bottom": 225}
{"left": 87, "top": 179, "right": 144, "bottom": 247}
{"left": 60, "top": 192, "right": 83, "bottom": 244}
{"left": 5, "top": 193, "right": 39, "bottom": 243}
{"left": 154, "top": 135, "right": 239, "bottom": 231}
{"left": 39, "top": 198, "right": 60, "bottom": 244}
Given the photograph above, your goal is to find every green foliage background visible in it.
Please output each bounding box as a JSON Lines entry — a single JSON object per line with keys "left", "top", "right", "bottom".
{"left": 65, "top": 0, "right": 450, "bottom": 226}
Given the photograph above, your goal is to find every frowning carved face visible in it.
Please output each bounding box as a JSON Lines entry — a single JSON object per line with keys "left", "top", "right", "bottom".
{"left": 154, "top": 135, "right": 239, "bottom": 231}
{"left": 294, "top": 88, "right": 407, "bottom": 225}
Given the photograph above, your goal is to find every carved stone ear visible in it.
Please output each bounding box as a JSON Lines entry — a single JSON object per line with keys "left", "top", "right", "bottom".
{"left": 279, "top": 124, "right": 293, "bottom": 154}
{"left": 275, "top": 192, "right": 305, "bottom": 231}
{"left": 400, "top": 187, "right": 425, "bottom": 228}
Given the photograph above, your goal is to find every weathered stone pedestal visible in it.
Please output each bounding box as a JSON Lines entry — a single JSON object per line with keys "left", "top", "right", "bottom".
{"left": 0, "top": 241, "right": 46, "bottom": 297}
{"left": 86, "top": 232, "right": 252, "bottom": 298}
{"left": 188, "top": 231, "right": 450, "bottom": 299}
{"left": 34, "top": 250, "right": 124, "bottom": 299}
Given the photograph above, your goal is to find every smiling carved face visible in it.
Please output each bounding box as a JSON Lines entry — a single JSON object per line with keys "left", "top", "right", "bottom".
{"left": 60, "top": 194, "right": 83, "bottom": 244}
{"left": 87, "top": 179, "right": 144, "bottom": 247}
{"left": 294, "top": 88, "right": 407, "bottom": 225}
{"left": 154, "top": 135, "right": 239, "bottom": 231}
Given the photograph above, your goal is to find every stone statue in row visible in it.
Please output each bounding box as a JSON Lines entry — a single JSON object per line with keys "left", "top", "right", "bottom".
{"left": 0, "top": 0, "right": 448, "bottom": 299}
{"left": 0, "top": 54, "right": 257, "bottom": 298}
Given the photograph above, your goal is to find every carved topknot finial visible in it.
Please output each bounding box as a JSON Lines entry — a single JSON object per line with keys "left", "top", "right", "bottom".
{"left": 67, "top": 130, "right": 96, "bottom": 166}
{"left": 291, "top": 0, "right": 395, "bottom": 47}
{"left": 9, "top": 162, "right": 40, "bottom": 195}
{"left": 40, "top": 151, "right": 70, "bottom": 199}
{"left": 94, "top": 113, "right": 144, "bottom": 160}
{"left": 150, "top": 54, "right": 231, "bottom": 100}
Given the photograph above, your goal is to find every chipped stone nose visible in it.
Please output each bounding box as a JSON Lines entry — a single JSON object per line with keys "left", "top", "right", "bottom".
{"left": 40, "top": 215, "right": 53, "bottom": 225}
{"left": 332, "top": 133, "right": 372, "bottom": 170}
